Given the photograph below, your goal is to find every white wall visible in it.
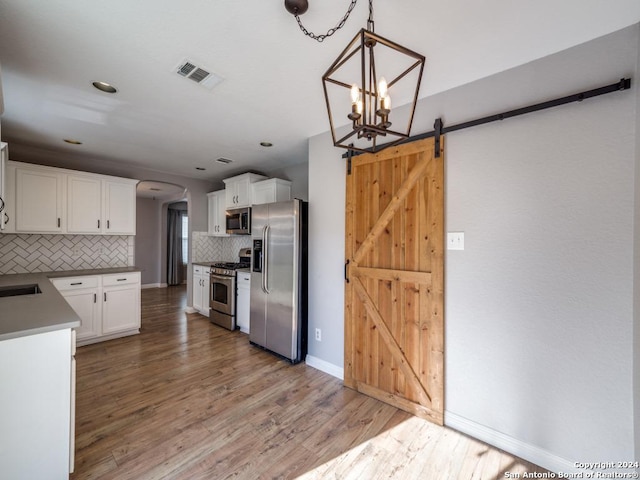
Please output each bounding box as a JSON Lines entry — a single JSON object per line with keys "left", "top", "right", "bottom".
{"left": 308, "top": 24, "right": 638, "bottom": 472}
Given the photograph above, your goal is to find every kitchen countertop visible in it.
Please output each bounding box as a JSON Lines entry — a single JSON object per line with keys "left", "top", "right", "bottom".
{"left": 0, "top": 267, "right": 141, "bottom": 342}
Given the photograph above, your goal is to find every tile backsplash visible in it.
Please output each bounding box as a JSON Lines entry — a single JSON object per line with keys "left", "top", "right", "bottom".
{"left": 191, "top": 232, "right": 252, "bottom": 263}
{"left": 0, "top": 234, "right": 134, "bottom": 274}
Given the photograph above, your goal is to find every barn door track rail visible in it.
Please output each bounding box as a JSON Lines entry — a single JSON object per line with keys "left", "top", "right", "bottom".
{"left": 344, "top": 77, "right": 631, "bottom": 162}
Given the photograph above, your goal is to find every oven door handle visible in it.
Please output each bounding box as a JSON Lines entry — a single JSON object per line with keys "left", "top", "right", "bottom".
{"left": 262, "top": 225, "right": 270, "bottom": 294}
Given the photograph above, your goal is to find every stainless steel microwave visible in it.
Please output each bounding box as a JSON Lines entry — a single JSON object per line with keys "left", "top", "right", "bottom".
{"left": 226, "top": 207, "right": 251, "bottom": 235}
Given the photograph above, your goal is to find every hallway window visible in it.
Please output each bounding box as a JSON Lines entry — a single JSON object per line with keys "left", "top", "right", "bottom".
{"left": 181, "top": 215, "right": 188, "bottom": 264}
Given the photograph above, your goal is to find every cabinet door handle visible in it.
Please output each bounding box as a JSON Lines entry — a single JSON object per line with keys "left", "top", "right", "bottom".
{"left": 98, "top": 220, "right": 100, "bottom": 228}
{"left": 57, "top": 218, "right": 61, "bottom": 228}
{"left": 3, "top": 212, "right": 8, "bottom": 225}
{"left": 104, "top": 292, "right": 107, "bottom": 302}
{"left": 107, "top": 220, "right": 110, "bottom": 229}
{"left": 94, "top": 293, "right": 97, "bottom": 303}
{"left": 70, "top": 282, "right": 83, "bottom": 286}
{"left": 116, "top": 278, "right": 127, "bottom": 282}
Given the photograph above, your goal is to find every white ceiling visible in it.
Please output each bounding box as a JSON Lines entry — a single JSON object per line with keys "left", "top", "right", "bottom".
{"left": 0, "top": 0, "right": 638, "bottom": 182}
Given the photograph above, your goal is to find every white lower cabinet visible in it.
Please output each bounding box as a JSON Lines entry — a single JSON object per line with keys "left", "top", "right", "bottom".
{"left": 0, "top": 328, "right": 74, "bottom": 478}
{"left": 51, "top": 271, "right": 141, "bottom": 346}
{"left": 192, "top": 265, "right": 211, "bottom": 316}
{"left": 236, "top": 271, "right": 250, "bottom": 333}
{"left": 102, "top": 274, "right": 141, "bottom": 334}
{"left": 54, "top": 277, "right": 102, "bottom": 341}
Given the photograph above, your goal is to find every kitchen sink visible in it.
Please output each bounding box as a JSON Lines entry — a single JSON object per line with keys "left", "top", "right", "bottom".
{"left": 0, "top": 284, "right": 42, "bottom": 297}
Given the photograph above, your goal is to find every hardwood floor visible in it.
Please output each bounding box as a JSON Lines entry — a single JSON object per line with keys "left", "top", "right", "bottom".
{"left": 71, "top": 286, "right": 549, "bottom": 480}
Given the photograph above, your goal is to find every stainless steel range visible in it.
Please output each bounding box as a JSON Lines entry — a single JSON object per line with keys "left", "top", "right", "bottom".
{"left": 209, "top": 248, "right": 251, "bottom": 330}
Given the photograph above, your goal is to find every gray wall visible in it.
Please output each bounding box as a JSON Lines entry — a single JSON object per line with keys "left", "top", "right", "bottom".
{"left": 634, "top": 25, "right": 640, "bottom": 468}
{"left": 136, "top": 197, "right": 162, "bottom": 285}
{"left": 308, "top": 24, "right": 638, "bottom": 473}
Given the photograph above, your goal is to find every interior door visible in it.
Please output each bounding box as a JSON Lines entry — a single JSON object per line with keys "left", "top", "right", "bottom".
{"left": 344, "top": 137, "right": 444, "bottom": 425}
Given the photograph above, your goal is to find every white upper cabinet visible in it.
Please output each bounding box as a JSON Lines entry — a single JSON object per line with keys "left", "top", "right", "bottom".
{"left": 251, "top": 178, "right": 291, "bottom": 205}
{"left": 207, "top": 190, "right": 228, "bottom": 236}
{"left": 7, "top": 161, "right": 137, "bottom": 235}
{"left": 224, "top": 173, "right": 267, "bottom": 209}
{"left": 15, "top": 167, "right": 64, "bottom": 233}
{"left": 104, "top": 181, "right": 136, "bottom": 235}
{"left": 67, "top": 175, "right": 102, "bottom": 234}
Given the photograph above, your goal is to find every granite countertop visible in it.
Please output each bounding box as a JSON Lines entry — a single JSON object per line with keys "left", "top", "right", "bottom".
{"left": 0, "top": 267, "right": 141, "bottom": 342}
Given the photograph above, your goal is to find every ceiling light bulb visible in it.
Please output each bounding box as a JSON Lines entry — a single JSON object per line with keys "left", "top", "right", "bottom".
{"left": 382, "top": 95, "right": 391, "bottom": 110}
{"left": 378, "top": 77, "right": 388, "bottom": 98}
{"left": 350, "top": 84, "right": 360, "bottom": 104}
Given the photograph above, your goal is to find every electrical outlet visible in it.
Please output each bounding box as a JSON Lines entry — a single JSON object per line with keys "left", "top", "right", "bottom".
{"left": 315, "top": 328, "right": 322, "bottom": 342}
{"left": 447, "top": 232, "right": 465, "bottom": 250}
{"left": 72, "top": 247, "right": 82, "bottom": 257}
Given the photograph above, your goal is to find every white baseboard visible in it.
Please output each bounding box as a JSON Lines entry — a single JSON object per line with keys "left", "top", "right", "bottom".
{"left": 141, "top": 283, "right": 165, "bottom": 289}
{"left": 445, "top": 411, "right": 579, "bottom": 474}
{"left": 305, "top": 355, "right": 344, "bottom": 380}
{"left": 184, "top": 306, "right": 197, "bottom": 314}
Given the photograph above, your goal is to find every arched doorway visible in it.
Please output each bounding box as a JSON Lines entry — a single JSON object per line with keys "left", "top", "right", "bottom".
{"left": 136, "top": 181, "right": 188, "bottom": 288}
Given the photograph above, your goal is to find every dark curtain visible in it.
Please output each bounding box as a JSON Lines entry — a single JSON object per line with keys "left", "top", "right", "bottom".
{"left": 167, "top": 208, "right": 184, "bottom": 286}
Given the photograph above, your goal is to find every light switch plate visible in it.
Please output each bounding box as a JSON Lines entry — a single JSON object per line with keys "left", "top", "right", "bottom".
{"left": 447, "top": 232, "right": 464, "bottom": 250}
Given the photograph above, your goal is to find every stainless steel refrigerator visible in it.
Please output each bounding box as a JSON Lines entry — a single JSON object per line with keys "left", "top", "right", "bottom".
{"left": 250, "top": 199, "right": 307, "bottom": 363}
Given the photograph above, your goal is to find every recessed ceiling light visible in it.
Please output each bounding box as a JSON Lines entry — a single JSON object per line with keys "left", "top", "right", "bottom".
{"left": 63, "top": 139, "right": 83, "bottom": 145}
{"left": 216, "top": 157, "right": 233, "bottom": 165}
{"left": 195, "top": 167, "right": 206, "bottom": 171}
{"left": 260, "top": 142, "right": 273, "bottom": 147}
{"left": 92, "top": 81, "right": 117, "bottom": 93}
{"left": 149, "top": 188, "right": 162, "bottom": 191}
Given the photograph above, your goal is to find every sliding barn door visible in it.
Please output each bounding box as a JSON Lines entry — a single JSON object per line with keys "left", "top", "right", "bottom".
{"left": 344, "top": 137, "right": 444, "bottom": 425}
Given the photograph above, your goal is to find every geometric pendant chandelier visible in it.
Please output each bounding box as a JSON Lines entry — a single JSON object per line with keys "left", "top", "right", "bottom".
{"left": 285, "top": 0, "right": 425, "bottom": 153}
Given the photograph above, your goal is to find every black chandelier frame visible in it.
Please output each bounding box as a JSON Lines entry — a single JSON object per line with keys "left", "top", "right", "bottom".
{"left": 322, "top": 27, "right": 425, "bottom": 153}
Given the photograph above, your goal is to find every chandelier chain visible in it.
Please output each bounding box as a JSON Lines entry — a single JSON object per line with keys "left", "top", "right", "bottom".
{"left": 294, "top": 0, "right": 369, "bottom": 43}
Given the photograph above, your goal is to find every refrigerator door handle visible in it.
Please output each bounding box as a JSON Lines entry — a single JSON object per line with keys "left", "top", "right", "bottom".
{"left": 263, "top": 225, "right": 271, "bottom": 294}
{"left": 261, "top": 225, "right": 267, "bottom": 293}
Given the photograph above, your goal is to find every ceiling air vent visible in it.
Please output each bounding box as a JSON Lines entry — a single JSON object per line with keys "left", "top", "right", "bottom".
{"left": 216, "top": 157, "right": 233, "bottom": 165}
{"left": 174, "top": 58, "right": 224, "bottom": 90}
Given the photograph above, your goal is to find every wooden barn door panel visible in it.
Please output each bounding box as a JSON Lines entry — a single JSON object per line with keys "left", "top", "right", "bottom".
{"left": 344, "top": 137, "right": 444, "bottom": 425}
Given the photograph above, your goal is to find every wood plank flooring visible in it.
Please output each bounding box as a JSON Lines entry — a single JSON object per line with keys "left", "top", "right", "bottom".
{"left": 70, "top": 286, "right": 549, "bottom": 480}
